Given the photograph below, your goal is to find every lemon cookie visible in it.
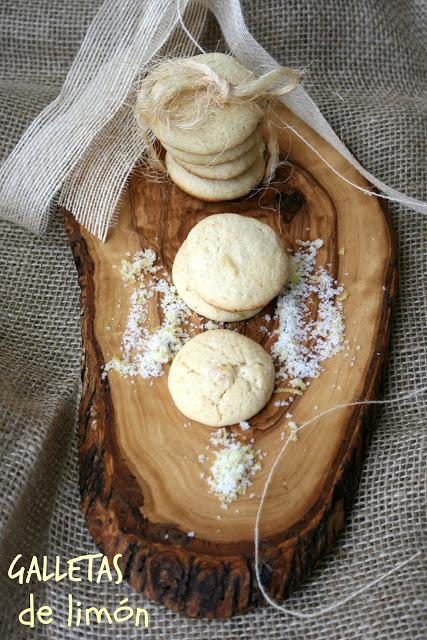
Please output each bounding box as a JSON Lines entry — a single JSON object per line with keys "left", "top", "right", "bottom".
{"left": 147, "top": 53, "right": 261, "bottom": 154}
{"left": 173, "top": 240, "right": 263, "bottom": 322}
{"left": 187, "top": 213, "right": 288, "bottom": 311}
{"left": 167, "top": 128, "right": 263, "bottom": 166}
{"left": 166, "top": 153, "right": 264, "bottom": 201}
{"left": 168, "top": 329, "right": 275, "bottom": 426}
{"left": 176, "top": 140, "right": 265, "bottom": 180}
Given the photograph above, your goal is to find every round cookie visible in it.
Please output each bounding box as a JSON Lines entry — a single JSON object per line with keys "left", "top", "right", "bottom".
{"left": 176, "top": 140, "right": 265, "bottom": 180}
{"left": 168, "top": 329, "right": 275, "bottom": 427}
{"left": 166, "top": 152, "right": 264, "bottom": 202}
{"left": 172, "top": 240, "right": 263, "bottom": 322}
{"left": 186, "top": 213, "right": 288, "bottom": 311}
{"left": 167, "top": 128, "right": 263, "bottom": 166}
{"left": 156, "top": 104, "right": 260, "bottom": 156}
{"left": 148, "top": 53, "right": 261, "bottom": 154}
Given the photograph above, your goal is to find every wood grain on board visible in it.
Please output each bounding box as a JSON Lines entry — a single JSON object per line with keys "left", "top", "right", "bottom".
{"left": 63, "top": 103, "right": 396, "bottom": 618}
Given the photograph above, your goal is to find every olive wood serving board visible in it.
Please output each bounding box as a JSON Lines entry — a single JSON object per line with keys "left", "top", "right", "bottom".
{"left": 63, "top": 104, "right": 396, "bottom": 618}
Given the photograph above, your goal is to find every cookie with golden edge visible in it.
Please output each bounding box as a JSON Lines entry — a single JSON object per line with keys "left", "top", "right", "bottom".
{"left": 186, "top": 213, "right": 288, "bottom": 312}
{"left": 172, "top": 240, "right": 263, "bottom": 322}
{"left": 166, "top": 153, "right": 265, "bottom": 201}
{"left": 168, "top": 329, "right": 275, "bottom": 427}
{"left": 176, "top": 140, "right": 265, "bottom": 180}
{"left": 151, "top": 53, "right": 262, "bottom": 155}
{"left": 166, "top": 128, "right": 263, "bottom": 166}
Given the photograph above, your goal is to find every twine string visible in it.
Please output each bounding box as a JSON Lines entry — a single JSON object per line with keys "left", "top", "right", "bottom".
{"left": 254, "top": 386, "right": 427, "bottom": 618}
{"left": 273, "top": 114, "right": 427, "bottom": 214}
{"left": 177, "top": 0, "right": 206, "bottom": 54}
{"left": 135, "top": 56, "right": 303, "bottom": 180}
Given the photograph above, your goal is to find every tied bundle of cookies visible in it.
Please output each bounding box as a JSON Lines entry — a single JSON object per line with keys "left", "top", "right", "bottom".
{"left": 136, "top": 53, "right": 300, "bottom": 201}
{"left": 169, "top": 213, "right": 289, "bottom": 427}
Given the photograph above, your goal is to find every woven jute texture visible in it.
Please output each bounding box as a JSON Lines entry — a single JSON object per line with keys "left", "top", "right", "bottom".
{"left": 0, "top": 0, "right": 425, "bottom": 637}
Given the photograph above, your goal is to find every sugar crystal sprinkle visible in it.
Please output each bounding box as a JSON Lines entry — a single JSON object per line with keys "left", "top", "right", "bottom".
{"left": 272, "top": 239, "right": 346, "bottom": 383}
{"left": 105, "top": 250, "right": 191, "bottom": 379}
{"left": 207, "top": 429, "right": 262, "bottom": 506}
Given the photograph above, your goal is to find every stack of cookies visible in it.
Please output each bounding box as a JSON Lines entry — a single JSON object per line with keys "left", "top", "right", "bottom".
{"left": 172, "top": 213, "right": 288, "bottom": 322}
{"left": 143, "top": 53, "right": 266, "bottom": 201}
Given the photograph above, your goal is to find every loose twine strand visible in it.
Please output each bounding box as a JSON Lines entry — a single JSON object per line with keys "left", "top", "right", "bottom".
{"left": 254, "top": 386, "right": 427, "bottom": 618}
{"left": 273, "top": 115, "right": 427, "bottom": 213}
{"left": 135, "top": 57, "right": 303, "bottom": 183}
{"left": 177, "top": 0, "right": 206, "bottom": 55}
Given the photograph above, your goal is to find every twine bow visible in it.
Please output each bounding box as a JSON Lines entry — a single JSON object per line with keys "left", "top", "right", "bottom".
{"left": 135, "top": 58, "right": 303, "bottom": 182}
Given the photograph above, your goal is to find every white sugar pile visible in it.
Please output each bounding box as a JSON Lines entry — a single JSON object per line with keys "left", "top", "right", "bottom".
{"left": 105, "top": 250, "right": 190, "bottom": 378}
{"left": 272, "top": 239, "right": 346, "bottom": 384}
{"left": 207, "top": 429, "right": 262, "bottom": 507}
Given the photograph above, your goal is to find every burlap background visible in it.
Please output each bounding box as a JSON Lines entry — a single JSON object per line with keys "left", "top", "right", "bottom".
{"left": 0, "top": 0, "right": 425, "bottom": 637}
